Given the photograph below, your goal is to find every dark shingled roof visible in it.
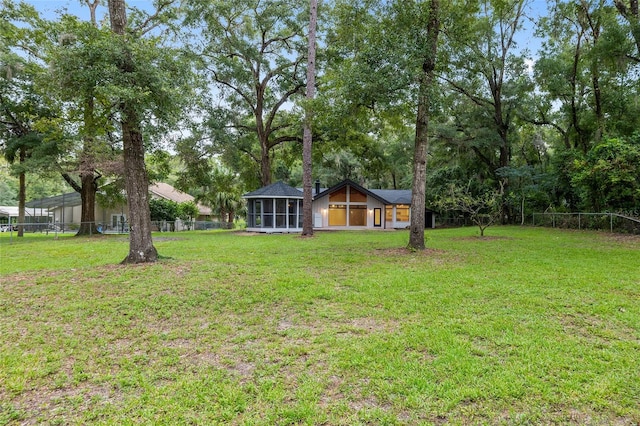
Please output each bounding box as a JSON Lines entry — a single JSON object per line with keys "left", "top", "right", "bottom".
{"left": 369, "top": 189, "right": 412, "bottom": 204}
{"left": 243, "top": 181, "right": 303, "bottom": 199}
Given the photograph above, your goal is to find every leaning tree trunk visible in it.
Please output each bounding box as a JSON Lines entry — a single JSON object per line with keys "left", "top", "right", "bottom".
{"left": 408, "top": 0, "right": 440, "bottom": 250}
{"left": 301, "top": 0, "right": 318, "bottom": 237}
{"left": 109, "top": 0, "right": 157, "bottom": 264}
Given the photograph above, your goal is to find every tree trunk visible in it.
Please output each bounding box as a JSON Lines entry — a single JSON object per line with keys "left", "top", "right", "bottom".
{"left": 108, "top": 0, "right": 126, "bottom": 34}
{"left": 121, "top": 113, "right": 158, "bottom": 263}
{"left": 408, "top": 80, "right": 428, "bottom": 250}
{"left": 301, "top": 0, "right": 318, "bottom": 237}
{"left": 219, "top": 207, "right": 227, "bottom": 226}
{"left": 77, "top": 172, "right": 98, "bottom": 235}
{"left": 17, "top": 147, "right": 25, "bottom": 237}
{"left": 260, "top": 149, "right": 271, "bottom": 186}
{"left": 108, "top": 0, "right": 158, "bottom": 264}
{"left": 77, "top": 97, "right": 99, "bottom": 236}
{"left": 408, "top": 0, "right": 440, "bottom": 251}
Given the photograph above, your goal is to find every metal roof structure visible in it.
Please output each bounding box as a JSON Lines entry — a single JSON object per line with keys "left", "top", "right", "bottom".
{"left": 25, "top": 192, "right": 80, "bottom": 209}
{"left": 25, "top": 183, "right": 212, "bottom": 216}
{"left": 0, "top": 206, "right": 50, "bottom": 218}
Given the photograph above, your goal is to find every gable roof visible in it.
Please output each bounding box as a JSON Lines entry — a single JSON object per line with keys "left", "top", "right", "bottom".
{"left": 148, "top": 183, "right": 212, "bottom": 216}
{"left": 313, "top": 179, "right": 414, "bottom": 205}
{"left": 149, "top": 182, "right": 195, "bottom": 204}
{"left": 243, "top": 181, "right": 303, "bottom": 199}
{"left": 314, "top": 179, "right": 390, "bottom": 204}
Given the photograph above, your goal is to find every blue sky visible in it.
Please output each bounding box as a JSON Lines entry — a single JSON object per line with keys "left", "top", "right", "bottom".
{"left": 25, "top": 0, "right": 548, "bottom": 57}
{"left": 519, "top": 0, "right": 549, "bottom": 55}
{"left": 24, "top": 0, "right": 153, "bottom": 22}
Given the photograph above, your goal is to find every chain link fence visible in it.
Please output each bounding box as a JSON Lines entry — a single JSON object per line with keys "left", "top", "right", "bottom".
{"left": 531, "top": 212, "right": 640, "bottom": 234}
{"left": 0, "top": 220, "right": 235, "bottom": 238}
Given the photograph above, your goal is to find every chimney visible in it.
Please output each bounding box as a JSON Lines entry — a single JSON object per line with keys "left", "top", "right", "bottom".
{"left": 315, "top": 179, "right": 320, "bottom": 195}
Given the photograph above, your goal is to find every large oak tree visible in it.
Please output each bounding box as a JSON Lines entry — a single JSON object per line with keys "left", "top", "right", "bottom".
{"left": 184, "top": 0, "right": 307, "bottom": 187}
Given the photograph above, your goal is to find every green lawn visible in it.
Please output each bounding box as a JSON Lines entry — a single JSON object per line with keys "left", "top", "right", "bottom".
{"left": 1, "top": 227, "right": 639, "bottom": 425}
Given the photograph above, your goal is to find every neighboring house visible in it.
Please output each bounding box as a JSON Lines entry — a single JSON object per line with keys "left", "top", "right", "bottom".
{"left": 243, "top": 179, "right": 435, "bottom": 233}
{"left": 25, "top": 183, "right": 212, "bottom": 231}
{"left": 148, "top": 182, "right": 213, "bottom": 221}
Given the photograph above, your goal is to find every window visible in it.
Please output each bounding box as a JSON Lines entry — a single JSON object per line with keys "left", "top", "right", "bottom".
{"left": 396, "top": 205, "right": 410, "bottom": 222}
{"left": 112, "top": 214, "right": 126, "bottom": 230}
{"left": 298, "top": 200, "right": 304, "bottom": 228}
{"left": 247, "top": 200, "right": 255, "bottom": 227}
{"left": 374, "top": 208, "right": 381, "bottom": 227}
{"left": 350, "top": 188, "right": 367, "bottom": 202}
{"left": 263, "top": 199, "right": 273, "bottom": 214}
{"left": 255, "top": 200, "right": 262, "bottom": 227}
{"left": 385, "top": 206, "right": 393, "bottom": 222}
{"left": 329, "top": 204, "right": 347, "bottom": 226}
{"left": 329, "top": 187, "right": 347, "bottom": 202}
{"left": 349, "top": 205, "right": 367, "bottom": 226}
{"left": 276, "top": 199, "right": 287, "bottom": 228}
{"left": 288, "top": 200, "right": 298, "bottom": 229}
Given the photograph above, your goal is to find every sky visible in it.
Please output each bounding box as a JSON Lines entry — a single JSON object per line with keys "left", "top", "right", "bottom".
{"left": 24, "top": 0, "right": 550, "bottom": 54}
{"left": 23, "top": 0, "right": 154, "bottom": 22}
{"left": 519, "top": 0, "right": 549, "bottom": 55}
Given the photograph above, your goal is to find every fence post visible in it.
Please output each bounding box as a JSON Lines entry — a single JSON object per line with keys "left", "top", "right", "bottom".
{"left": 610, "top": 213, "right": 613, "bottom": 233}
{"left": 532, "top": 213, "right": 535, "bottom": 226}
{"left": 552, "top": 213, "right": 555, "bottom": 228}
{"left": 578, "top": 213, "right": 581, "bottom": 230}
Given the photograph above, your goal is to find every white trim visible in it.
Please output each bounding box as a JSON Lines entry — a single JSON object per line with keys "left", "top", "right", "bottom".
{"left": 244, "top": 195, "right": 303, "bottom": 199}
{"left": 245, "top": 227, "right": 302, "bottom": 234}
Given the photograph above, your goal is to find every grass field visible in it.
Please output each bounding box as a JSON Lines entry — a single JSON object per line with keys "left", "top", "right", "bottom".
{"left": 1, "top": 227, "right": 639, "bottom": 425}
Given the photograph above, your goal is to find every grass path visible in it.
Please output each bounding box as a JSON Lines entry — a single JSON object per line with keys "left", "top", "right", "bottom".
{"left": 1, "top": 227, "right": 639, "bottom": 424}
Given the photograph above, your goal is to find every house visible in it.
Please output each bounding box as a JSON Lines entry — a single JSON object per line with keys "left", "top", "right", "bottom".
{"left": 243, "top": 179, "right": 435, "bottom": 233}
{"left": 25, "top": 183, "right": 212, "bottom": 231}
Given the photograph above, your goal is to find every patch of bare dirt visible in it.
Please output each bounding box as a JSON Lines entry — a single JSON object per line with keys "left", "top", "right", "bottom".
{"left": 8, "top": 382, "right": 122, "bottom": 426}
{"left": 375, "top": 247, "right": 446, "bottom": 256}
{"left": 602, "top": 233, "right": 640, "bottom": 245}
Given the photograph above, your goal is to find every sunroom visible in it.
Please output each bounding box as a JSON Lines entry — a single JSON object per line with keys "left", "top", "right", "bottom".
{"left": 243, "top": 182, "right": 304, "bottom": 233}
